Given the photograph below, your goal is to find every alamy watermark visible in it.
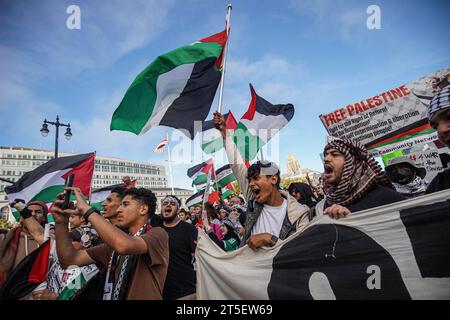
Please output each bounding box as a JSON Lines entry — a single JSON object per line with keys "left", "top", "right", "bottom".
{"left": 168, "top": 121, "right": 281, "bottom": 165}
{"left": 66, "top": 5, "right": 81, "bottom": 30}
{"left": 367, "top": 5, "right": 382, "bottom": 30}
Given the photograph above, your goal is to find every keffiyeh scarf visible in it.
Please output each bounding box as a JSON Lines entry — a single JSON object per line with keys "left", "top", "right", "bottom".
{"left": 103, "top": 221, "right": 151, "bottom": 300}
{"left": 324, "top": 138, "right": 393, "bottom": 207}
{"left": 392, "top": 176, "right": 428, "bottom": 196}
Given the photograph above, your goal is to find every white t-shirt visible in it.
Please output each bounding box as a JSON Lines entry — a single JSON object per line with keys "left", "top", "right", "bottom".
{"left": 251, "top": 199, "right": 287, "bottom": 237}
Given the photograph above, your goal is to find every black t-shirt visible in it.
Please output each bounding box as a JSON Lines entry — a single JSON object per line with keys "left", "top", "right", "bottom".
{"left": 347, "top": 185, "right": 406, "bottom": 212}
{"left": 162, "top": 220, "right": 198, "bottom": 300}
{"left": 323, "top": 185, "right": 406, "bottom": 213}
{"left": 426, "top": 168, "right": 450, "bottom": 194}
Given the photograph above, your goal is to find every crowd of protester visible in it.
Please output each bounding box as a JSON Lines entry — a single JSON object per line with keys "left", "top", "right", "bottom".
{"left": 0, "top": 84, "right": 449, "bottom": 300}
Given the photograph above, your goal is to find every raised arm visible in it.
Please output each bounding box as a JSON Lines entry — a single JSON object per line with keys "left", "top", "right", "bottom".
{"left": 10, "top": 201, "right": 45, "bottom": 244}
{"left": 69, "top": 188, "right": 148, "bottom": 256}
{"left": 213, "top": 112, "right": 252, "bottom": 200}
{"left": 52, "top": 205, "right": 95, "bottom": 269}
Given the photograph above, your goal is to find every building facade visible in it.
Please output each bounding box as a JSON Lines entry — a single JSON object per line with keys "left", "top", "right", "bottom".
{"left": 0, "top": 146, "right": 188, "bottom": 223}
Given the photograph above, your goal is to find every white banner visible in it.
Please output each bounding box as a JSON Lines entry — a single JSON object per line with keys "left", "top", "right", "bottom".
{"left": 197, "top": 189, "right": 450, "bottom": 299}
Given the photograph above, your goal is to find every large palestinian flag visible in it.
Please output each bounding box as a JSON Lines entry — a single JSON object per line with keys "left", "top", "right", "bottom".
{"left": 5, "top": 153, "right": 95, "bottom": 221}
{"left": 233, "top": 84, "right": 295, "bottom": 161}
{"left": 110, "top": 29, "right": 228, "bottom": 138}
{"left": 201, "top": 111, "right": 237, "bottom": 154}
{"left": 197, "top": 190, "right": 450, "bottom": 299}
{"left": 0, "top": 240, "right": 51, "bottom": 300}
{"left": 187, "top": 159, "right": 215, "bottom": 190}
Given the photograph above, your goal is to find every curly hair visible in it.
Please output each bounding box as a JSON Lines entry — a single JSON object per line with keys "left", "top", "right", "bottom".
{"left": 124, "top": 187, "right": 157, "bottom": 217}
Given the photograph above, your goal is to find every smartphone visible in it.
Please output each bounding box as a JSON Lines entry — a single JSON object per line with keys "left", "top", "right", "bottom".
{"left": 61, "top": 174, "right": 74, "bottom": 209}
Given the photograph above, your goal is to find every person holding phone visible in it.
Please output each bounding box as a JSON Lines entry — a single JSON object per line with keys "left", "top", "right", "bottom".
{"left": 51, "top": 187, "right": 169, "bottom": 300}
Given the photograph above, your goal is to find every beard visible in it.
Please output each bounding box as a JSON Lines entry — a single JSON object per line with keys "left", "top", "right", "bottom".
{"left": 162, "top": 210, "right": 178, "bottom": 223}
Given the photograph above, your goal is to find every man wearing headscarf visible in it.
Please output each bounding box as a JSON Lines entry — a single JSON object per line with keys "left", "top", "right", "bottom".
{"left": 317, "top": 137, "right": 406, "bottom": 219}
{"left": 426, "top": 85, "right": 450, "bottom": 193}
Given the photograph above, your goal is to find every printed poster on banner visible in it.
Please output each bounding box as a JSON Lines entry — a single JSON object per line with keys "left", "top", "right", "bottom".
{"left": 319, "top": 66, "right": 450, "bottom": 156}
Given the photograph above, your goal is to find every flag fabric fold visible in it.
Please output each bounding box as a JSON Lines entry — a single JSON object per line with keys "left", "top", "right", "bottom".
{"left": 215, "top": 164, "right": 236, "bottom": 189}
{"left": 0, "top": 240, "right": 51, "bottom": 300}
{"left": 233, "top": 84, "right": 294, "bottom": 161}
{"left": 187, "top": 159, "right": 215, "bottom": 190}
{"left": 5, "top": 153, "right": 95, "bottom": 221}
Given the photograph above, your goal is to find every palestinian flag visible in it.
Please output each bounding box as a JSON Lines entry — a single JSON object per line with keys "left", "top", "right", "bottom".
{"left": 186, "top": 190, "right": 204, "bottom": 208}
{"left": 57, "top": 265, "right": 99, "bottom": 300}
{"left": 215, "top": 164, "right": 236, "bottom": 189}
{"left": 5, "top": 153, "right": 95, "bottom": 222}
{"left": 221, "top": 183, "right": 235, "bottom": 199}
{"left": 233, "top": 84, "right": 295, "bottom": 161}
{"left": 185, "top": 188, "right": 219, "bottom": 208}
{"left": 201, "top": 111, "right": 237, "bottom": 154}
{"left": 207, "top": 190, "right": 220, "bottom": 205}
{"left": 110, "top": 29, "right": 228, "bottom": 138}
{"left": 0, "top": 240, "right": 51, "bottom": 300}
{"left": 187, "top": 159, "right": 215, "bottom": 190}
{"left": 366, "top": 118, "right": 435, "bottom": 150}
{"left": 90, "top": 179, "right": 137, "bottom": 211}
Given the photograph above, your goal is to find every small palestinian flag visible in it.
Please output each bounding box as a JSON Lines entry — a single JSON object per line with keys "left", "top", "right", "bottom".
{"left": 215, "top": 164, "right": 236, "bottom": 188}
{"left": 207, "top": 190, "right": 220, "bottom": 205}
{"left": 57, "top": 265, "right": 99, "bottom": 300}
{"left": 0, "top": 240, "right": 51, "bottom": 300}
{"left": 221, "top": 183, "right": 235, "bottom": 199}
{"left": 154, "top": 137, "right": 168, "bottom": 153}
{"left": 110, "top": 29, "right": 228, "bottom": 138}
{"left": 186, "top": 190, "right": 204, "bottom": 208}
{"left": 90, "top": 179, "right": 137, "bottom": 211}
{"left": 5, "top": 153, "right": 95, "bottom": 222}
{"left": 201, "top": 111, "right": 237, "bottom": 154}
{"left": 187, "top": 159, "right": 215, "bottom": 190}
{"left": 233, "top": 84, "right": 294, "bottom": 161}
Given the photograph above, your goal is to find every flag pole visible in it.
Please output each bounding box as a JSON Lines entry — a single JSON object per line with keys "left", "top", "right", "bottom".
{"left": 166, "top": 132, "right": 175, "bottom": 194}
{"left": 259, "top": 148, "right": 264, "bottom": 161}
{"left": 217, "top": 4, "right": 232, "bottom": 113}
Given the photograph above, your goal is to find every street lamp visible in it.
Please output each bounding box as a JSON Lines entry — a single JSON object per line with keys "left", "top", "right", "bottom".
{"left": 40, "top": 115, "right": 72, "bottom": 158}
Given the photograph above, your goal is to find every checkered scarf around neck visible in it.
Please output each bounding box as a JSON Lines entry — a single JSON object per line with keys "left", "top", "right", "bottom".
{"left": 324, "top": 138, "right": 393, "bottom": 207}
{"left": 104, "top": 220, "right": 152, "bottom": 300}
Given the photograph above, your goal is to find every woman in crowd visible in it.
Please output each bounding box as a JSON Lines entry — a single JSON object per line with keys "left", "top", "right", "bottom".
{"left": 207, "top": 218, "right": 240, "bottom": 252}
